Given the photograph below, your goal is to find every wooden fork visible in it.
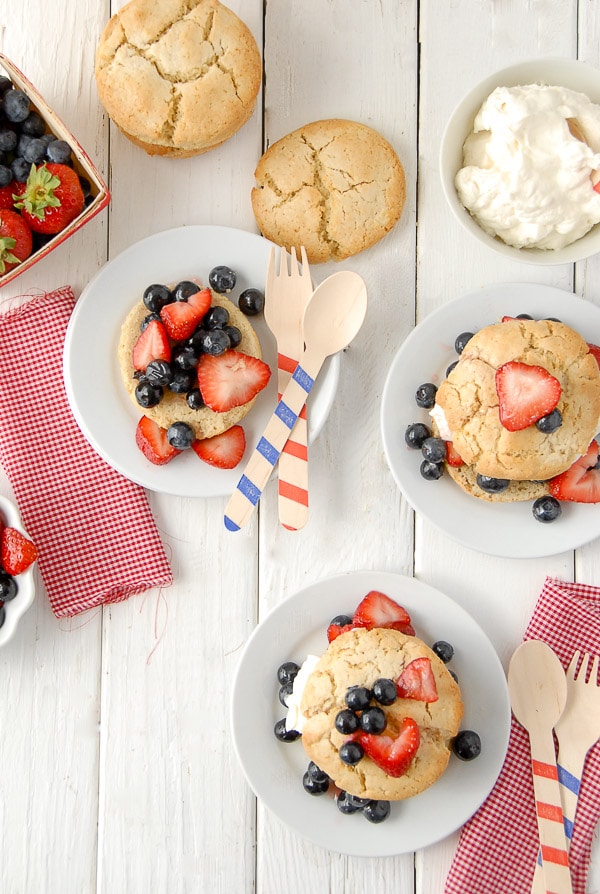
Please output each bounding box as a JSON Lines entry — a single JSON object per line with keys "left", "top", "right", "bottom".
{"left": 531, "top": 650, "right": 600, "bottom": 893}
{"left": 263, "top": 246, "right": 313, "bottom": 530}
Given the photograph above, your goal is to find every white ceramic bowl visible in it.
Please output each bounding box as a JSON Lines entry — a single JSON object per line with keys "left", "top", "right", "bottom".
{"left": 440, "top": 57, "right": 600, "bottom": 265}
{"left": 0, "top": 495, "right": 36, "bottom": 648}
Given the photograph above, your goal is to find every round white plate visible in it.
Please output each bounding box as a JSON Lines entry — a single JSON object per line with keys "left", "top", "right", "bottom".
{"left": 63, "top": 225, "right": 340, "bottom": 497}
{"left": 381, "top": 283, "right": 600, "bottom": 559}
{"left": 231, "top": 570, "right": 510, "bottom": 857}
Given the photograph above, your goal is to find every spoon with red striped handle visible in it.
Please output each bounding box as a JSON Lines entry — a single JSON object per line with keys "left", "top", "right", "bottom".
{"left": 508, "top": 640, "right": 572, "bottom": 894}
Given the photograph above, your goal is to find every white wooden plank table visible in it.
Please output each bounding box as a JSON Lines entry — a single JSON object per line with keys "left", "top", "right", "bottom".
{"left": 0, "top": 1, "right": 599, "bottom": 891}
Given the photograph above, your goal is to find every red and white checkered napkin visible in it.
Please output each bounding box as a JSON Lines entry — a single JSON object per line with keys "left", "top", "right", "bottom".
{"left": 0, "top": 287, "right": 173, "bottom": 618}
{"left": 445, "top": 577, "right": 600, "bottom": 894}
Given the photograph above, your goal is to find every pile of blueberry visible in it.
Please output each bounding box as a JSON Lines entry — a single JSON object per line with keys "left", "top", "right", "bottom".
{"left": 0, "top": 569, "right": 18, "bottom": 629}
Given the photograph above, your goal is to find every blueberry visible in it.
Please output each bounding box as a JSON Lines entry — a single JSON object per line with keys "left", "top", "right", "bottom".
{"left": 359, "top": 706, "right": 386, "bottom": 734}
{"left": 536, "top": 409, "right": 562, "bottom": 433}
{"left": 0, "top": 604, "right": 5, "bottom": 628}
{"left": 188, "top": 328, "right": 208, "bottom": 355}
{"left": 420, "top": 459, "right": 444, "bottom": 481}
{"left": 532, "top": 496, "right": 562, "bottom": 524}
{"left": 278, "top": 681, "right": 294, "bottom": 706}
{"left": 140, "top": 312, "right": 161, "bottom": 331}
{"left": 454, "top": 331, "right": 474, "bottom": 354}
{"left": 167, "top": 422, "right": 194, "bottom": 450}
{"left": 404, "top": 422, "right": 431, "bottom": 449}
{"left": 143, "top": 283, "right": 172, "bottom": 313}
{"left": 306, "top": 761, "right": 329, "bottom": 783}
{"left": 0, "top": 572, "right": 18, "bottom": 601}
{"left": 432, "top": 640, "right": 454, "bottom": 663}
{"left": 302, "top": 770, "right": 329, "bottom": 795}
{"left": 415, "top": 382, "right": 437, "bottom": 409}
{"left": 446, "top": 360, "right": 458, "bottom": 376}
{"left": 172, "top": 345, "right": 199, "bottom": 371}
{"left": 345, "top": 686, "right": 372, "bottom": 711}
{"left": 0, "top": 76, "right": 12, "bottom": 97}
{"left": 421, "top": 437, "right": 446, "bottom": 464}
{"left": 38, "top": 132, "right": 57, "bottom": 148}
{"left": 144, "top": 360, "right": 173, "bottom": 387}
{"left": 225, "top": 326, "right": 242, "bottom": 348}
{"left": 339, "top": 741, "right": 364, "bottom": 765}
{"left": 21, "top": 136, "right": 46, "bottom": 164}
{"left": 173, "top": 280, "right": 200, "bottom": 302}
{"left": 544, "top": 317, "right": 562, "bottom": 323}
{"left": 186, "top": 388, "right": 205, "bottom": 410}
{"left": 277, "top": 661, "right": 300, "bottom": 685}
{"left": 78, "top": 176, "right": 92, "bottom": 198}
{"left": 476, "top": 475, "right": 509, "bottom": 494}
{"left": 168, "top": 370, "right": 195, "bottom": 393}
{"left": 0, "top": 128, "right": 17, "bottom": 153}
{"left": 0, "top": 163, "right": 12, "bottom": 188}
{"left": 336, "top": 791, "right": 362, "bottom": 815}
{"left": 345, "top": 793, "right": 371, "bottom": 809}
{"left": 452, "top": 730, "right": 482, "bottom": 761}
{"left": 203, "top": 305, "right": 230, "bottom": 330}
{"left": 329, "top": 614, "right": 353, "bottom": 627}
{"left": 135, "top": 381, "right": 162, "bottom": 408}
{"left": 363, "top": 800, "right": 391, "bottom": 823}
{"left": 515, "top": 313, "right": 533, "bottom": 320}
{"left": 11, "top": 156, "right": 31, "bottom": 182}
{"left": 20, "top": 111, "right": 46, "bottom": 137}
{"left": 201, "top": 329, "right": 230, "bottom": 356}
{"left": 209, "top": 265, "right": 236, "bottom": 293}
{"left": 273, "top": 718, "right": 300, "bottom": 742}
{"left": 238, "top": 288, "right": 265, "bottom": 316}
{"left": 449, "top": 669, "right": 459, "bottom": 684}
{"left": 3, "top": 89, "right": 30, "bottom": 123}
{"left": 334, "top": 709, "right": 360, "bottom": 735}
{"left": 45, "top": 139, "right": 72, "bottom": 165}
{"left": 372, "top": 678, "right": 397, "bottom": 706}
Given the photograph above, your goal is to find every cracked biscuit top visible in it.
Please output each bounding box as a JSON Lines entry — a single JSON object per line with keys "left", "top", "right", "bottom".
{"left": 436, "top": 318, "right": 600, "bottom": 481}
{"left": 300, "top": 628, "right": 463, "bottom": 801}
{"left": 251, "top": 119, "right": 406, "bottom": 263}
{"left": 95, "top": 0, "right": 261, "bottom": 157}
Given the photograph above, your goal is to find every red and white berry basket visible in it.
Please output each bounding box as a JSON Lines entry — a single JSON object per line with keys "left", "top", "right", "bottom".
{"left": 0, "top": 53, "right": 110, "bottom": 289}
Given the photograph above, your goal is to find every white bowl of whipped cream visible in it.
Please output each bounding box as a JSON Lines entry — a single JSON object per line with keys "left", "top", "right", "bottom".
{"left": 440, "top": 58, "right": 600, "bottom": 264}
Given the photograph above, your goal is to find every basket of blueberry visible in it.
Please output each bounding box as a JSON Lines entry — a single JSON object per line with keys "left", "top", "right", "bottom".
{"left": 0, "top": 53, "right": 109, "bottom": 287}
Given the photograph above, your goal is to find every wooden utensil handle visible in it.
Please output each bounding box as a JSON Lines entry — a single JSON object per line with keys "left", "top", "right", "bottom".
{"left": 224, "top": 355, "right": 320, "bottom": 531}
{"left": 276, "top": 351, "right": 309, "bottom": 531}
{"left": 528, "top": 732, "right": 573, "bottom": 894}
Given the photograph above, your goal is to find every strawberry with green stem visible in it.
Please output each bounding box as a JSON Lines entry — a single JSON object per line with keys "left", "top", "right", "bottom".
{"left": 15, "top": 163, "right": 84, "bottom": 234}
{"left": 0, "top": 209, "right": 32, "bottom": 274}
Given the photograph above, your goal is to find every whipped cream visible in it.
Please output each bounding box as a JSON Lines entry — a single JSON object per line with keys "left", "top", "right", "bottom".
{"left": 285, "top": 654, "right": 319, "bottom": 733}
{"left": 455, "top": 83, "right": 600, "bottom": 249}
{"left": 429, "top": 404, "right": 452, "bottom": 440}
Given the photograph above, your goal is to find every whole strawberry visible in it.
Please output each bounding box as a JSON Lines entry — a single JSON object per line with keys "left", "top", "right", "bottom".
{"left": 15, "top": 163, "right": 84, "bottom": 234}
{"left": 0, "top": 209, "right": 32, "bottom": 274}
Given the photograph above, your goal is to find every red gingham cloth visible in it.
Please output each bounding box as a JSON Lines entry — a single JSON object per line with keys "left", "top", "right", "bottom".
{"left": 445, "top": 577, "right": 600, "bottom": 894}
{"left": 0, "top": 287, "right": 173, "bottom": 617}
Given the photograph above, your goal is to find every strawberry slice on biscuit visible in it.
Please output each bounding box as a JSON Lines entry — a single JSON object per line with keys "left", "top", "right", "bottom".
{"left": 197, "top": 350, "right": 271, "bottom": 413}
{"left": 495, "top": 360, "right": 561, "bottom": 432}
{"left": 549, "top": 439, "right": 600, "bottom": 503}
{"left": 354, "top": 716, "right": 420, "bottom": 777}
{"left": 352, "top": 590, "right": 415, "bottom": 635}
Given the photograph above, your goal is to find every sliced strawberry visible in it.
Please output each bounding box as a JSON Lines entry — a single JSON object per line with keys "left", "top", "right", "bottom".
{"left": 352, "top": 591, "right": 415, "bottom": 635}
{"left": 160, "top": 299, "right": 204, "bottom": 340}
{"left": 132, "top": 319, "right": 171, "bottom": 371}
{"left": 548, "top": 439, "right": 600, "bottom": 503}
{"left": 1, "top": 526, "right": 38, "bottom": 575}
{"left": 354, "top": 717, "right": 420, "bottom": 777}
{"left": 396, "top": 657, "right": 439, "bottom": 702}
{"left": 445, "top": 441, "right": 464, "bottom": 467}
{"left": 501, "top": 315, "right": 516, "bottom": 322}
{"left": 192, "top": 425, "right": 246, "bottom": 469}
{"left": 135, "top": 416, "right": 181, "bottom": 465}
{"left": 593, "top": 178, "right": 600, "bottom": 194}
{"left": 326, "top": 621, "right": 354, "bottom": 642}
{"left": 587, "top": 343, "right": 600, "bottom": 368}
{"left": 196, "top": 350, "right": 271, "bottom": 413}
{"left": 495, "top": 361, "right": 561, "bottom": 432}
{"left": 187, "top": 287, "right": 212, "bottom": 317}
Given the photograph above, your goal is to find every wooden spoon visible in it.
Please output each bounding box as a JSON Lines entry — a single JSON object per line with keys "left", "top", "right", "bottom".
{"left": 224, "top": 271, "right": 368, "bottom": 531}
{"left": 508, "top": 640, "right": 572, "bottom": 894}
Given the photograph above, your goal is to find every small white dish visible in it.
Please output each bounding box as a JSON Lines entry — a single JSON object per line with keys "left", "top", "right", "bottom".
{"left": 381, "top": 282, "right": 600, "bottom": 558}
{"left": 440, "top": 57, "right": 600, "bottom": 265}
{"left": 231, "top": 570, "right": 510, "bottom": 857}
{"left": 0, "top": 495, "right": 36, "bottom": 648}
{"left": 63, "top": 226, "right": 340, "bottom": 498}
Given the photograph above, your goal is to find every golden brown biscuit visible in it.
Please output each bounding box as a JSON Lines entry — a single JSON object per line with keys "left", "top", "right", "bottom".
{"left": 95, "top": 0, "right": 262, "bottom": 157}
{"left": 300, "top": 628, "right": 463, "bottom": 801}
{"left": 118, "top": 291, "right": 263, "bottom": 439}
{"left": 435, "top": 319, "right": 600, "bottom": 481}
{"left": 251, "top": 119, "right": 406, "bottom": 263}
